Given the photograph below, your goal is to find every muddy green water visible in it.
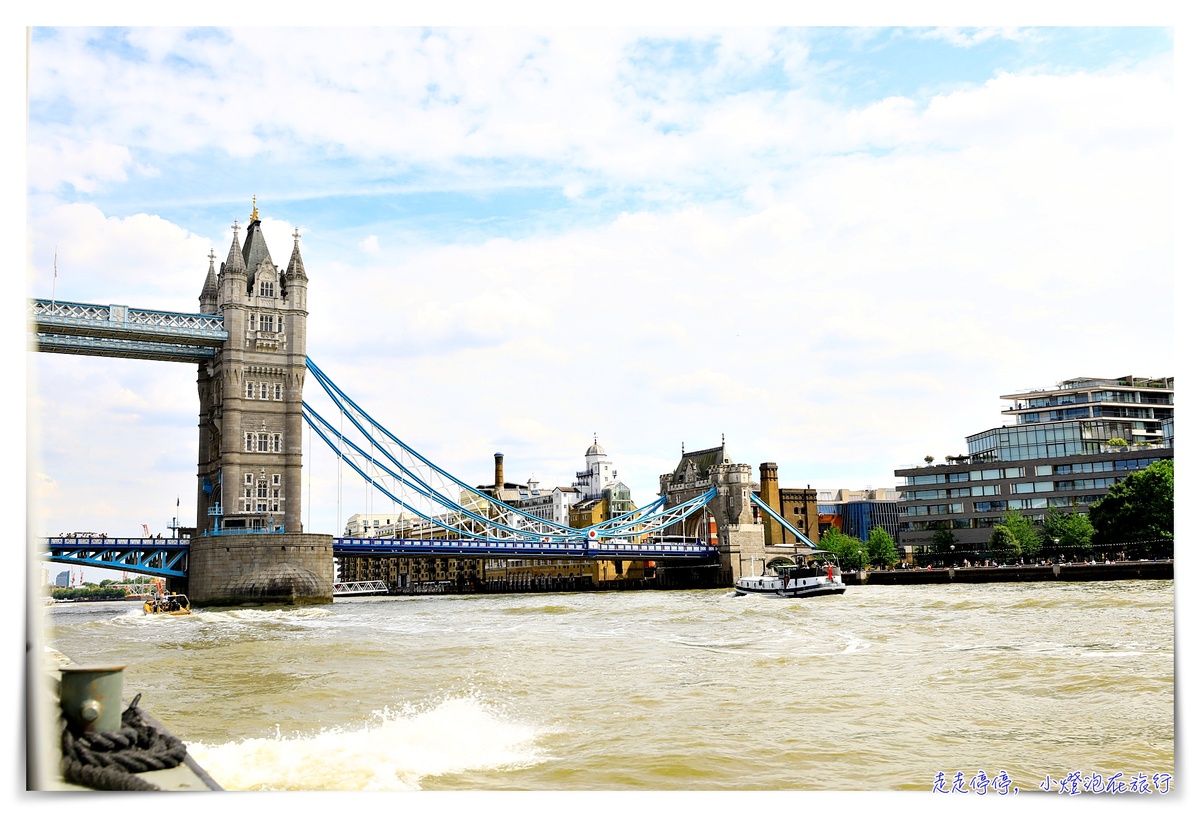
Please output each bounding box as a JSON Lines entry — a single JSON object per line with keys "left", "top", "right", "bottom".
{"left": 39, "top": 581, "right": 1174, "bottom": 793}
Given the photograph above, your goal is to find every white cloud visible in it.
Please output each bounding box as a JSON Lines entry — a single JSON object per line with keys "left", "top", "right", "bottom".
{"left": 29, "top": 203, "right": 215, "bottom": 309}
{"left": 24, "top": 26, "right": 1175, "bottom": 541}
{"left": 27, "top": 138, "right": 135, "bottom": 194}
{"left": 918, "top": 27, "right": 1035, "bottom": 48}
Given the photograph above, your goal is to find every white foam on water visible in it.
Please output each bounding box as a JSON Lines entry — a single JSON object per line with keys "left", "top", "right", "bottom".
{"left": 841, "top": 637, "right": 868, "bottom": 653}
{"left": 188, "top": 695, "right": 545, "bottom": 791}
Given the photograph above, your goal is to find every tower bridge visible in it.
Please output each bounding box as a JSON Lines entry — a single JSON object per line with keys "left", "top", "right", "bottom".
{"left": 32, "top": 202, "right": 806, "bottom": 605}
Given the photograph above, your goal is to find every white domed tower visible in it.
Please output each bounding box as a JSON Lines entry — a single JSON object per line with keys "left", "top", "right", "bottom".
{"left": 574, "top": 434, "right": 616, "bottom": 500}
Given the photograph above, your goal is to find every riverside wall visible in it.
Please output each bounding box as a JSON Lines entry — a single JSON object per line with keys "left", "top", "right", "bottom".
{"left": 842, "top": 560, "right": 1173, "bottom": 586}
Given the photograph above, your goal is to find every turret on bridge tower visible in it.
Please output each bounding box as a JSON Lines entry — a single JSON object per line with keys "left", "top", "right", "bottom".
{"left": 659, "top": 443, "right": 766, "bottom": 584}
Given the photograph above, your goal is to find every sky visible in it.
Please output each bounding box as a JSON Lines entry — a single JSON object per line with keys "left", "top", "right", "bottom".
{"left": 17, "top": 10, "right": 1187, "bottom": 584}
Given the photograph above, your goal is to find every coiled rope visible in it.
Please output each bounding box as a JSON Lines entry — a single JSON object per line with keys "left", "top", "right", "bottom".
{"left": 60, "top": 693, "right": 189, "bottom": 791}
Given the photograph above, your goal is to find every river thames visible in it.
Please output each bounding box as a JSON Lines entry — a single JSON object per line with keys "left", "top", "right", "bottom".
{"left": 38, "top": 580, "right": 1174, "bottom": 795}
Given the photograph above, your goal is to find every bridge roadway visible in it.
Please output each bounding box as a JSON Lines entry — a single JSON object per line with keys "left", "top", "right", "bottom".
{"left": 29, "top": 299, "right": 228, "bottom": 362}
{"left": 333, "top": 537, "right": 718, "bottom": 560}
{"left": 41, "top": 536, "right": 719, "bottom": 579}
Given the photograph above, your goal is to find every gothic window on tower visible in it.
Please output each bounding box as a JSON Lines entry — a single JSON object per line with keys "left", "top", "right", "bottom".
{"left": 249, "top": 313, "right": 257, "bottom": 332}
{"left": 274, "top": 384, "right": 283, "bottom": 401}
{"left": 244, "top": 432, "right": 254, "bottom": 452}
{"left": 260, "top": 383, "right": 269, "bottom": 400}
{"left": 246, "top": 381, "right": 255, "bottom": 399}
{"left": 262, "top": 314, "right": 276, "bottom": 333}
{"left": 273, "top": 433, "right": 283, "bottom": 453}
{"left": 245, "top": 473, "right": 254, "bottom": 486}
{"left": 260, "top": 280, "right": 275, "bottom": 298}
{"left": 257, "top": 433, "right": 270, "bottom": 452}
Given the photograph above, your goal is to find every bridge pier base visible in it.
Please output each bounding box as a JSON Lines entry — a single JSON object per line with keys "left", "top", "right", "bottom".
{"left": 723, "top": 523, "right": 767, "bottom": 585}
{"left": 186, "top": 533, "right": 334, "bottom": 606}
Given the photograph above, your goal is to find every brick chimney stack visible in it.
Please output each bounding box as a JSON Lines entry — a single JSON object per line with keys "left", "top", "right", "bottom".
{"left": 759, "top": 462, "right": 783, "bottom": 546}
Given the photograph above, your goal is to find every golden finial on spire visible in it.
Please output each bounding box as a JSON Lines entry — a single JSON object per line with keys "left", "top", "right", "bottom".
{"left": 251, "top": 195, "right": 259, "bottom": 222}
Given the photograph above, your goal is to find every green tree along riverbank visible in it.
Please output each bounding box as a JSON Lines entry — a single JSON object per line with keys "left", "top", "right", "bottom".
{"left": 819, "top": 526, "right": 899, "bottom": 570}
{"left": 49, "top": 586, "right": 130, "bottom": 601}
{"left": 1090, "top": 459, "right": 1173, "bottom": 554}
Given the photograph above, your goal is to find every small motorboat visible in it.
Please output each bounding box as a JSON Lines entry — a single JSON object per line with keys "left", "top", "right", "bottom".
{"left": 734, "top": 553, "right": 846, "bottom": 599}
{"left": 143, "top": 593, "right": 192, "bottom": 615}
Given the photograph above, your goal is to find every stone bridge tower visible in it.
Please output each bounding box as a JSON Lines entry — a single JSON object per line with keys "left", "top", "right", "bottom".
{"left": 659, "top": 442, "right": 766, "bottom": 584}
{"left": 197, "top": 200, "right": 307, "bottom": 535}
{"left": 189, "top": 200, "right": 332, "bottom": 606}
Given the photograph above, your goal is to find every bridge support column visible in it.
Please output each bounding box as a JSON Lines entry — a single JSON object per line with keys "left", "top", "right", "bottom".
{"left": 723, "top": 523, "right": 767, "bottom": 585}
{"left": 186, "top": 533, "right": 333, "bottom": 606}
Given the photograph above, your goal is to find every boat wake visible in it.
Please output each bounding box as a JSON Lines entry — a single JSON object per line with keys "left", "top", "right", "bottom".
{"left": 186, "top": 695, "right": 545, "bottom": 791}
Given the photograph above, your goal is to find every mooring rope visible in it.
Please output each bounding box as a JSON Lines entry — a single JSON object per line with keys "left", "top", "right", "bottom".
{"left": 60, "top": 693, "right": 189, "bottom": 791}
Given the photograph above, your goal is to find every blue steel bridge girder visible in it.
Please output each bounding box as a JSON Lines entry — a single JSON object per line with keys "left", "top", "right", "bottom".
{"left": 42, "top": 537, "right": 190, "bottom": 579}
{"left": 29, "top": 299, "right": 227, "bottom": 364}
{"left": 332, "top": 537, "right": 719, "bottom": 561}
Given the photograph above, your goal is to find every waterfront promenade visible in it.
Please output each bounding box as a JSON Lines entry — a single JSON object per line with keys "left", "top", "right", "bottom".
{"left": 843, "top": 559, "right": 1173, "bottom": 586}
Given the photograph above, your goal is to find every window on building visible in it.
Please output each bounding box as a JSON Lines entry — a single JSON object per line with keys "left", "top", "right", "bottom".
{"left": 260, "top": 280, "right": 274, "bottom": 297}
{"left": 260, "top": 383, "right": 269, "bottom": 399}
{"left": 274, "top": 384, "right": 283, "bottom": 400}
{"left": 246, "top": 382, "right": 255, "bottom": 399}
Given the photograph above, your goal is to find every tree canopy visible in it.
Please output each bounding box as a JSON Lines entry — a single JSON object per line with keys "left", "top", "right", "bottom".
{"left": 988, "top": 525, "right": 1019, "bottom": 562}
{"left": 866, "top": 526, "right": 899, "bottom": 568}
{"left": 1000, "top": 510, "right": 1041, "bottom": 559}
{"left": 929, "top": 523, "right": 957, "bottom": 552}
{"left": 1089, "top": 459, "right": 1174, "bottom": 545}
{"left": 1041, "top": 507, "right": 1095, "bottom": 553}
{"left": 819, "top": 527, "right": 865, "bottom": 570}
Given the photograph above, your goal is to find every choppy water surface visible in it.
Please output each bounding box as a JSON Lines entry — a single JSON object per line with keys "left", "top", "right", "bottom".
{"left": 40, "top": 581, "right": 1174, "bottom": 792}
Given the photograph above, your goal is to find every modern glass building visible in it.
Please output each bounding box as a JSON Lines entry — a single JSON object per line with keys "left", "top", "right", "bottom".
{"left": 969, "top": 376, "right": 1173, "bottom": 461}
{"left": 895, "top": 376, "right": 1173, "bottom": 548}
